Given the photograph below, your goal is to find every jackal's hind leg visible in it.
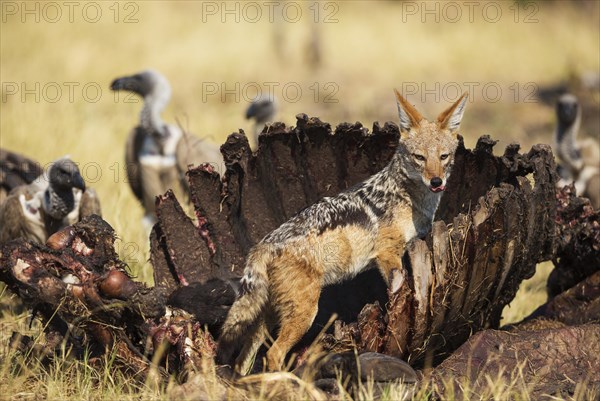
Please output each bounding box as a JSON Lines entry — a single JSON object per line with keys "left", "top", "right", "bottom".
{"left": 266, "top": 278, "right": 320, "bottom": 371}
{"left": 234, "top": 316, "right": 268, "bottom": 375}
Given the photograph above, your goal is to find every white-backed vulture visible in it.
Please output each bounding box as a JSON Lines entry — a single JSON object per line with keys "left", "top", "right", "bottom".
{"left": 245, "top": 95, "right": 277, "bottom": 149}
{"left": 0, "top": 157, "right": 102, "bottom": 243}
{"left": 554, "top": 93, "right": 600, "bottom": 208}
{"left": 110, "top": 69, "right": 222, "bottom": 229}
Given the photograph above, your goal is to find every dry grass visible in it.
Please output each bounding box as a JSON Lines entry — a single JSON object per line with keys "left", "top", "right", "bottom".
{"left": 1, "top": 1, "right": 599, "bottom": 399}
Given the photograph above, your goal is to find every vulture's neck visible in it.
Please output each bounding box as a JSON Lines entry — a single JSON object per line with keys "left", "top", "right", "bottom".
{"left": 556, "top": 113, "right": 583, "bottom": 172}
{"left": 43, "top": 186, "right": 75, "bottom": 220}
{"left": 140, "top": 92, "right": 169, "bottom": 137}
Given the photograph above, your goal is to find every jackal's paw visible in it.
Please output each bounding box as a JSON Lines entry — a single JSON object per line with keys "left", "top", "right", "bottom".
{"left": 215, "top": 363, "right": 239, "bottom": 381}
{"left": 390, "top": 269, "right": 404, "bottom": 293}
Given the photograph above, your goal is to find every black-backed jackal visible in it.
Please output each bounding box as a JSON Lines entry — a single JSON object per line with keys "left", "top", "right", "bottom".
{"left": 217, "top": 90, "right": 468, "bottom": 372}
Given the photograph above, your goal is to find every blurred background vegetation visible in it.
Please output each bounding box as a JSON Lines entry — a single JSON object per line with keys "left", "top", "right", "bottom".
{"left": 1, "top": 0, "right": 599, "bottom": 318}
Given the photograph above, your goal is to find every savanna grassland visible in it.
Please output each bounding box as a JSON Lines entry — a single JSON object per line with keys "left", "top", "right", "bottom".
{"left": 1, "top": 1, "right": 599, "bottom": 400}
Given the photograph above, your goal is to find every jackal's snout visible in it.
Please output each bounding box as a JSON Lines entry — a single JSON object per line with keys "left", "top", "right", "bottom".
{"left": 429, "top": 176, "right": 444, "bottom": 192}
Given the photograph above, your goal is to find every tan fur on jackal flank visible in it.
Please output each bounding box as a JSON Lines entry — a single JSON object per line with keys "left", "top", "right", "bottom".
{"left": 217, "top": 90, "right": 468, "bottom": 373}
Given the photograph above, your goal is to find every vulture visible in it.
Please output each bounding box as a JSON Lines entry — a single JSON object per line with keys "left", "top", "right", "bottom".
{"left": 0, "top": 148, "right": 44, "bottom": 204}
{"left": 110, "top": 69, "right": 222, "bottom": 229}
{"left": 554, "top": 93, "right": 600, "bottom": 208}
{"left": 0, "top": 157, "right": 101, "bottom": 244}
{"left": 245, "top": 94, "right": 277, "bottom": 150}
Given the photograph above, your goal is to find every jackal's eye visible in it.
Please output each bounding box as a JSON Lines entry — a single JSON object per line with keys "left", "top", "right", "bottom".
{"left": 440, "top": 154, "right": 449, "bottom": 160}
{"left": 412, "top": 154, "right": 426, "bottom": 162}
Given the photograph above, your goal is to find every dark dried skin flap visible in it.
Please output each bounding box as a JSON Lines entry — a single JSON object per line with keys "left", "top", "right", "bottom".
{"left": 150, "top": 223, "right": 179, "bottom": 292}
{"left": 152, "top": 116, "right": 562, "bottom": 368}
{"left": 187, "top": 165, "right": 245, "bottom": 276}
{"left": 155, "top": 190, "right": 214, "bottom": 285}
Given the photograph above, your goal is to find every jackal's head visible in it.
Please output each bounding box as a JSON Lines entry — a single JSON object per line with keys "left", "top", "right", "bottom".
{"left": 394, "top": 90, "right": 468, "bottom": 193}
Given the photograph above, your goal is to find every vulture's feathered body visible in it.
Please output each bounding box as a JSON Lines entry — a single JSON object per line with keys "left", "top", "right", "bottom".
{"left": 0, "top": 158, "right": 101, "bottom": 243}
{"left": 245, "top": 95, "right": 277, "bottom": 149}
{"left": 110, "top": 70, "right": 222, "bottom": 228}
{"left": 554, "top": 93, "right": 600, "bottom": 208}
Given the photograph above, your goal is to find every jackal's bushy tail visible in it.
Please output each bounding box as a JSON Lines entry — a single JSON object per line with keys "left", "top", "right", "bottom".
{"left": 217, "top": 244, "right": 272, "bottom": 362}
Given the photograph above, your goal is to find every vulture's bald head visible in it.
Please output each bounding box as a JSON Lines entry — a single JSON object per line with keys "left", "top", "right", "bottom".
{"left": 110, "top": 69, "right": 171, "bottom": 100}
{"left": 556, "top": 93, "right": 580, "bottom": 127}
{"left": 48, "top": 158, "right": 85, "bottom": 192}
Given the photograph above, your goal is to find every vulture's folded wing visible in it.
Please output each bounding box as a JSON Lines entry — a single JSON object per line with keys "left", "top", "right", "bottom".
{"left": 79, "top": 188, "right": 102, "bottom": 218}
{"left": 125, "top": 127, "right": 147, "bottom": 204}
{"left": 0, "top": 148, "right": 43, "bottom": 204}
{"left": 175, "top": 132, "right": 222, "bottom": 190}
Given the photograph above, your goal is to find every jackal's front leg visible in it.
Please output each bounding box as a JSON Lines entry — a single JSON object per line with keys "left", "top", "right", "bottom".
{"left": 376, "top": 248, "right": 405, "bottom": 291}
{"left": 375, "top": 226, "right": 406, "bottom": 292}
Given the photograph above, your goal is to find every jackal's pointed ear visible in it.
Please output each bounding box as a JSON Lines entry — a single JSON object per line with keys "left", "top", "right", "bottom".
{"left": 394, "top": 89, "right": 424, "bottom": 134}
{"left": 437, "top": 92, "right": 469, "bottom": 133}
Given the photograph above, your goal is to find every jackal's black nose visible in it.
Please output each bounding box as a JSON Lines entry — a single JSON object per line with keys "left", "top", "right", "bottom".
{"left": 430, "top": 177, "right": 443, "bottom": 188}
